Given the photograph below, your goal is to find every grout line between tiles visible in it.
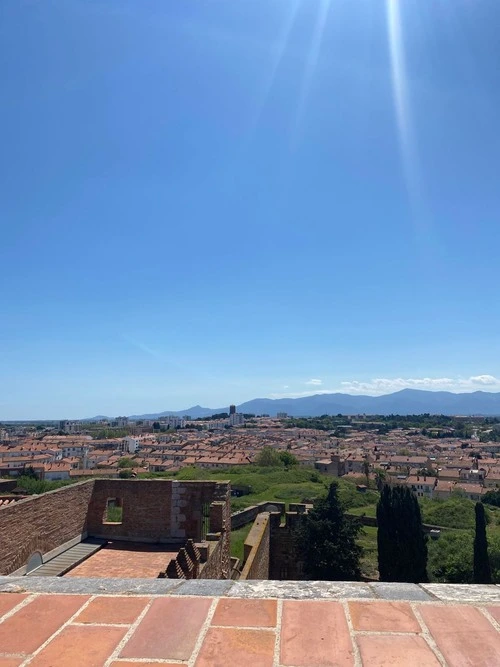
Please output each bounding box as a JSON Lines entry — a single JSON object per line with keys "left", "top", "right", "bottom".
{"left": 103, "top": 598, "right": 156, "bottom": 667}
{"left": 0, "top": 593, "right": 37, "bottom": 624}
{"left": 19, "top": 594, "right": 97, "bottom": 667}
{"left": 342, "top": 600, "right": 362, "bottom": 667}
{"left": 411, "top": 602, "right": 447, "bottom": 667}
{"left": 272, "top": 598, "right": 283, "bottom": 667}
{"left": 187, "top": 598, "right": 218, "bottom": 667}
{"left": 478, "top": 606, "right": 500, "bottom": 633}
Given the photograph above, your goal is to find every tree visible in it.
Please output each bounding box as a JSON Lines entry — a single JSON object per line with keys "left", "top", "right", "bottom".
{"left": 296, "top": 482, "right": 362, "bottom": 581}
{"left": 117, "top": 457, "right": 135, "bottom": 469}
{"left": 428, "top": 531, "right": 473, "bottom": 583}
{"left": 374, "top": 469, "right": 386, "bottom": 492}
{"left": 473, "top": 502, "right": 492, "bottom": 584}
{"left": 23, "top": 466, "right": 39, "bottom": 480}
{"left": 255, "top": 447, "right": 282, "bottom": 467}
{"left": 279, "top": 451, "right": 298, "bottom": 467}
{"left": 362, "top": 458, "right": 370, "bottom": 486}
{"left": 377, "top": 485, "right": 428, "bottom": 583}
{"left": 483, "top": 490, "right": 500, "bottom": 508}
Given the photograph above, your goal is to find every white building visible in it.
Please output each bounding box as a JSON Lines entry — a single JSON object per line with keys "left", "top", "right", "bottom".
{"left": 162, "top": 417, "right": 185, "bottom": 429}
{"left": 229, "top": 413, "right": 245, "bottom": 427}
{"left": 59, "top": 421, "right": 82, "bottom": 434}
{"left": 60, "top": 444, "right": 91, "bottom": 459}
{"left": 120, "top": 436, "right": 140, "bottom": 454}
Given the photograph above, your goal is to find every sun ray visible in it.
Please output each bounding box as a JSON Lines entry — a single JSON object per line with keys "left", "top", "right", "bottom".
{"left": 386, "top": 0, "right": 432, "bottom": 242}
{"left": 291, "top": 0, "right": 332, "bottom": 147}
{"left": 249, "top": 0, "right": 301, "bottom": 133}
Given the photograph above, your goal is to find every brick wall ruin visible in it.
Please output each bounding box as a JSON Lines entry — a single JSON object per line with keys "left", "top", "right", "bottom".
{"left": 269, "top": 506, "right": 308, "bottom": 580}
{"left": 0, "top": 481, "right": 95, "bottom": 575}
{"left": 159, "top": 497, "right": 232, "bottom": 580}
{"left": 0, "top": 479, "right": 230, "bottom": 577}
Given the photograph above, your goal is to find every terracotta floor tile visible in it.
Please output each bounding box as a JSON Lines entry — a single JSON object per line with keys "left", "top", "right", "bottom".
{"left": 120, "top": 596, "right": 211, "bottom": 660}
{"left": 281, "top": 600, "right": 354, "bottom": 666}
{"left": 357, "top": 635, "right": 441, "bottom": 667}
{"left": 486, "top": 606, "right": 500, "bottom": 625}
{"left": 65, "top": 542, "right": 176, "bottom": 579}
{"left": 195, "top": 627, "right": 275, "bottom": 667}
{"left": 0, "top": 594, "right": 28, "bottom": 619}
{"left": 0, "top": 595, "right": 88, "bottom": 654}
{"left": 74, "top": 596, "right": 149, "bottom": 624}
{"left": 349, "top": 601, "right": 420, "bottom": 633}
{"left": 420, "top": 604, "right": 500, "bottom": 666}
{"left": 0, "top": 659, "right": 24, "bottom": 667}
{"left": 111, "top": 663, "right": 181, "bottom": 667}
{"left": 28, "top": 624, "right": 127, "bottom": 667}
{"left": 212, "top": 598, "right": 277, "bottom": 627}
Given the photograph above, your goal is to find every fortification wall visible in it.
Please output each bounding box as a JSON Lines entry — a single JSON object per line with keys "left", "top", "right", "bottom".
{"left": 269, "top": 510, "right": 307, "bottom": 580}
{"left": 0, "top": 481, "right": 95, "bottom": 575}
{"left": 231, "top": 501, "right": 285, "bottom": 529}
{"left": 240, "top": 513, "right": 270, "bottom": 580}
{"left": 87, "top": 479, "right": 230, "bottom": 543}
{"left": 0, "top": 479, "right": 231, "bottom": 576}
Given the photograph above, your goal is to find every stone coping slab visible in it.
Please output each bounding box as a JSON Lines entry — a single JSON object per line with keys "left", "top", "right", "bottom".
{"left": 1, "top": 590, "right": 500, "bottom": 666}
{"left": 1, "top": 577, "right": 500, "bottom": 602}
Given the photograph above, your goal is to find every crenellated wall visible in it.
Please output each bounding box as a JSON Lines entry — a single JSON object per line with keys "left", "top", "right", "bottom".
{"left": 0, "top": 479, "right": 231, "bottom": 576}
{"left": 269, "top": 507, "right": 308, "bottom": 580}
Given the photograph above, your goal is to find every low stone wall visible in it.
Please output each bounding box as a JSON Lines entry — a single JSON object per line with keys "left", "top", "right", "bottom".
{"left": 231, "top": 502, "right": 285, "bottom": 529}
{"left": 240, "top": 513, "right": 270, "bottom": 580}
{"left": 346, "top": 513, "right": 450, "bottom": 532}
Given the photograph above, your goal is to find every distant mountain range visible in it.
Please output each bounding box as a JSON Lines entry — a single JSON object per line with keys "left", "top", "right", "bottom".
{"left": 84, "top": 389, "right": 500, "bottom": 420}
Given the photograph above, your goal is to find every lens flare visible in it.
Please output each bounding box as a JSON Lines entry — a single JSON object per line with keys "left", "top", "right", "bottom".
{"left": 386, "top": 0, "right": 430, "bottom": 237}
{"left": 250, "top": 0, "right": 301, "bottom": 132}
{"left": 292, "top": 0, "right": 332, "bottom": 146}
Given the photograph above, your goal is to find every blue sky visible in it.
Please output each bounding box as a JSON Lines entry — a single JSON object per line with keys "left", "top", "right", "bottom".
{"left": 2, "top": 0, "right": 500, "bottom": 419}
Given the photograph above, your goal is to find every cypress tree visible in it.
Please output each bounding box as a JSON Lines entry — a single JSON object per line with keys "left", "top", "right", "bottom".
{"left": 473, "top": 502, "right": 492, "bottom": 584}
{"left": 377, "top": 485, "right": 428, "bottom": 583}
{"left": 297, "top": 482, "right": 362, "bottom": 581}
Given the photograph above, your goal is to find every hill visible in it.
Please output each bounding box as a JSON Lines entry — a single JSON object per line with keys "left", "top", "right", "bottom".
{"left": 84, "top": 388, "right": 500, "bottom": 420}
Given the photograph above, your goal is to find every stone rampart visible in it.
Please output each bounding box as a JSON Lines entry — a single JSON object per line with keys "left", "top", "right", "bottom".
{"left": 231, "top": 501, "right": 285, "bottom": 529}
{"left": 0, "top": 479, "right": 231, "bottom": 576}
{"left": 240, "top": 513, "right": 270, "bottom": 580}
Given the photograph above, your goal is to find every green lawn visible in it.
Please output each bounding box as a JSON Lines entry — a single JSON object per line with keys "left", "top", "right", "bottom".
{"left": 143, "top": 464, "right": 379, "bottom": 513}
{"left": 357, "top": 525, "right": 378, "bottom": 580}
{"left": 230, "top": 523, "right": 253, "bottom": 562}
{"left": 349, "top": 504, "right": 377, "bottom": 518}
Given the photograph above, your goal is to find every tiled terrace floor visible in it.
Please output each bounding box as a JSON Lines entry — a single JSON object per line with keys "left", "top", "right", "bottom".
{"left": 64, "top": 542, "right": 177, "bottom": 579}
{"left": 0, "top": 581, "right": 500, "bottom": 666}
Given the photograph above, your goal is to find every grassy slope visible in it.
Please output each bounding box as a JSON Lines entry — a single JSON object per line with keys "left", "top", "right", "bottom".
{"left": 230, "top": 523, "right": 253, "bottom": 562}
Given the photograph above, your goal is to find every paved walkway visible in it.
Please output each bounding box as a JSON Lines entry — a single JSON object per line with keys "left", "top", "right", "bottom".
{"left": 0, "top": 586, "right": 499, "bottom": 666}
{"left": 64, "top": 542, "right": 177, "bottom": 579}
